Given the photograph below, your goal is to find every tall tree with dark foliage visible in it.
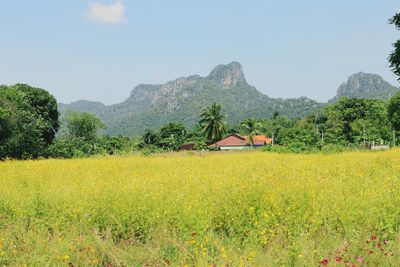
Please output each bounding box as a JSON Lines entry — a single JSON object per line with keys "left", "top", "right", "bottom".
{"left": 389, "top": 13, "right": 400, "bottom": 80}
{"left": 0, "top": 84, "right": 59, "bottom": 159}
{"left": 199, "top": 103, "right": 227, "bottom": 143}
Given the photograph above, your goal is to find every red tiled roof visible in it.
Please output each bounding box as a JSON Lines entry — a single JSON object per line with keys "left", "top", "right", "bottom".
{"left": 214, "top": 134, "right": 246, "bottom": 146}
{"left": 213, "top": 134, "right": 273, "bottom": 147}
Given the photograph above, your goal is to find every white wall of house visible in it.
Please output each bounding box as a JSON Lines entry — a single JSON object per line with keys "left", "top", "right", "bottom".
{"left": 220, "top": 146, "right": 253, "bottom": 150}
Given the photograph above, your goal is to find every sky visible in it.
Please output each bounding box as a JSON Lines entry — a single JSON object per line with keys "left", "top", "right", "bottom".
{"left": 0, "top": 1, "right": 399, "bottom": 104}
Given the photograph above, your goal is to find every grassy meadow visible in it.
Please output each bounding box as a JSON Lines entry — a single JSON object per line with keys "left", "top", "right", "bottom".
{"left": 0, "top": 150, "right": 400, "bottom": 266}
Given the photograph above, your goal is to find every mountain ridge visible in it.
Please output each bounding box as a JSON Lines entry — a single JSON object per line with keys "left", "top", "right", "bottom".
{"left": 59, "top": 63, "right": 399, "bottom": 136}
{"left": 329, "top": 72, "right": 400, "bottom": 102}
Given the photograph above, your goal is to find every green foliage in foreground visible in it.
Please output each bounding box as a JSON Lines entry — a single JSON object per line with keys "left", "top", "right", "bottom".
{"left": 47, "top": 135, "right": 140, "bottom": 158}
{"left": 389, "top": 12, "right": 400, "bottom": 80}
{"left": 0, "top": 84, "right": 59, "bottom": 159}
{"left": 388, "top": 92, "right": 400, "bottom": 132}
{"left": 199, "top": 103, "right": 227, "bottom": 143}
{"left": 261, "top": 143, "right": 368, "bottom": 154}
{"left": 64, "top": 111, "right": 106, "bottom": 141}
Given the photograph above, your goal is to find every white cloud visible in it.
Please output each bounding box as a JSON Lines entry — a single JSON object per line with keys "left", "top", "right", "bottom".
{"left": 86, "top": 1, "right": 126, "bottom": 24}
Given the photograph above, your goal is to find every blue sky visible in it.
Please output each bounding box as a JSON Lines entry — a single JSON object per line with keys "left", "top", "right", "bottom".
{"left": 0, "top": 1, "right": 399, "bottom": 104}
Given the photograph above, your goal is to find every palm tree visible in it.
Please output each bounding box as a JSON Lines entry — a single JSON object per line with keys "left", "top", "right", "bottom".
{"left": 241, "top": 118, "right": 261, "bottom": 147}
{"left": 199, "top": 103, "right": 227, "bottom": 143}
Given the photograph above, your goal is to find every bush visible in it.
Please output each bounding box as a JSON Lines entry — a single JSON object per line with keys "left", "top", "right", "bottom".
{"left": 46, "top": 137, "right": 102, "bottom": 158}
{"left": 261, "top": 143, "right": 317, "bottom": 154}
{"left": 261, "top": 143, "right": 369, "bottom": 154}
{"left": 46, "top": 136, "right": 141, "bottom": 158}
{"left": 320, "top": 144, "right": 367, "bottom": 154}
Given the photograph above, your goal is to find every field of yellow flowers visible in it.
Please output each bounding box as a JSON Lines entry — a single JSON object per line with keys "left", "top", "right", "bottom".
{"left": 0, "top": 150, "right": 400, "bottom": 266}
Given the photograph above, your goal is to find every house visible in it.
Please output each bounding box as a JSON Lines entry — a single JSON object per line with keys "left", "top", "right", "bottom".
{"left": 253, "top": 135, "right": 274, "bottom": 146}
{"left": 211, "top": 133, "right": 273, "bottom": 150}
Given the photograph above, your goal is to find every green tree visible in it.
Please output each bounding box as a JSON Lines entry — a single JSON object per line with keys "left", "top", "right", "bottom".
{"left": 325, "top": 97, "right": 391, "bottom": 144}
{"left": 99, "top": 135, "right": 135, "bottom": 155}
{"left": 199, "top": 103, "right": 227, "bottom": 143}
{"left": 389, "top": 13, "right": 400, "bottom": 80}
{"left": 141, "top": 129, "right": 160, "bottom": 147}
{"left": 388, "top": 92, "right": 400, "bottom": 145}
{"left": 0, "top": 84, "right": 59, "bottom": 159}
{"left": 350, "top": 119, "right": 386, "bottom": 145}
{"left": 9, "top": 111, "right": 49, "bottom": 158}
{"left": 159, "top": 122, "right": 187, "bottom": 151}
{"left": 226, "top": 123, "right": 241, "bottom": 135}
{"left": 270, "top": 115, "right": 294, "bottom": 145}
{"left": 277, "top": 117, "right": 320, "bottom": 147}
{"left": 0, "top": 106, "right": 12, "bottom": 158}
{"left": 305, "top": 110, "right": 328, "bottom": 135}
{"left": 65, "top": 111, "right": 106, "bottom": 141}
{"left": 241, "top": 118, "right": 261, "bottom": 146}
{"left": 181, "top": 124, "right": 207, "bottom": 150}
{"left": 12, "top": 84, "right": 59, "bottom": 145}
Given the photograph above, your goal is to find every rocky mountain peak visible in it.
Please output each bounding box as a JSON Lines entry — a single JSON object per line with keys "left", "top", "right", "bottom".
{"left": 207, "top": 62, "right": 247, "bottom": 87}
{"left": 59, "top": 61, "right": 325, "bottom": 136}
{"left": 339, "top": 72, "right": 385, "bottom": 92}
{"left": 332, "top": 72, "right": 399, "bottom": 101}
{"left": 128, "top": 62, "right": 248, "bottom": 103}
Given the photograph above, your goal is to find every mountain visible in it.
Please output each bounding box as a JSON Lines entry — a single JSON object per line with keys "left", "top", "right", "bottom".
{"left": 59, "top": 100, "right": 106, "bottom": 113}
{"left": 59, "top": 65, "right": 400, "bottom": 136}
{"left": 330, "top": 72, "right": 400, "bottom": 102}
{"left": 59, "top": 62, "right": 322, "bottom": 136}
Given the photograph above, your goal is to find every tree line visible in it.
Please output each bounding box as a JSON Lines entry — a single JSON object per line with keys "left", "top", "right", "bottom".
{"left": 2, "top": 84, "right": 400, "bottom": 159}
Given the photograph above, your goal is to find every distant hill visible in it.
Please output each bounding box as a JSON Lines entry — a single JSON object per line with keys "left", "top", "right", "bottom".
{"left": 59, "top": 62, "right": 321, "bottom": 136}
{"left": 59, "top": 100, "right": 106, "bottom": 113}
{"left": 59, "top": 64, "right": 400, "bottom": 136}
{"left": 329, "top": 72, "right": 400, "bottom": 102}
